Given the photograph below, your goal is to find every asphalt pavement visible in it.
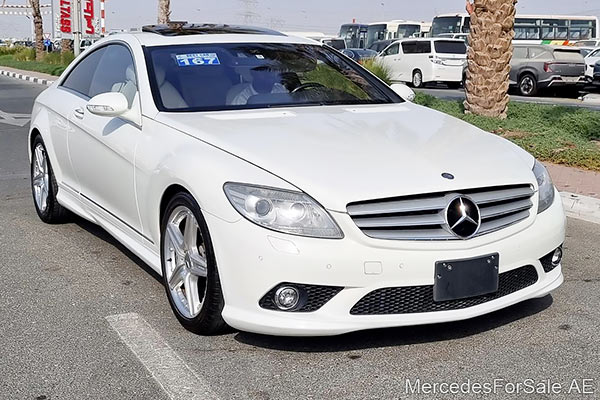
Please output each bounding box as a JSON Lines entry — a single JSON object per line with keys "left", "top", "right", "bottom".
{"left": 0, "top": 75, "right": 599, "bottom": 400}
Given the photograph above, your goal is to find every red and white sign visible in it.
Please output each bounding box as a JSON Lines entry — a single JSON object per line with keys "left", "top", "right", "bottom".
{"left": 57, "top": 0, "right": 100, "bottom": 39}
{"left": 59, "top": 0, "right": 72, "bottom": 36}
{"left": 83, "top": 0, "right": 95, "bottom": 35}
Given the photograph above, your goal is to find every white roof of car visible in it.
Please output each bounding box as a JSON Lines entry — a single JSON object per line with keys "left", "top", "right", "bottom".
{"left": 107, "top": 24, "right": 319, "bottom": 47}
{"left": 394, "top": 37, "right": 465, "bottom": 42}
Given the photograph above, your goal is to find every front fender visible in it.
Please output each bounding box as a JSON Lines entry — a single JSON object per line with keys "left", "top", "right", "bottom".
{"left": 136, "top": 117, "right": 298, "bottom": 246}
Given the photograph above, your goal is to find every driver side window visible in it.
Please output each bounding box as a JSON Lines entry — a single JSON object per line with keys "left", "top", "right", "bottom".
{"left": 383, "top": 44, "right": 399, "bottom": 56}
{"left": 89, "top": 44, "right": 138, "bottom": 107}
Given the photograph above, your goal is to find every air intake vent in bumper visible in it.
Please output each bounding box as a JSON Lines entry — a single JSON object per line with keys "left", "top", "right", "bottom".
{"left": 350, "top": 265, "right": 538, "bottom": 315}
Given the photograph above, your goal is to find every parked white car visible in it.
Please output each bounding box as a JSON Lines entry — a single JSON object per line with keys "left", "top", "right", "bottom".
{"left": 30, "top": 23, "right": 565, "bottom": 336}
{"left": 378, "top": 38, "right": 467, "bottom": 88}
{"left": 584, "top": 47, "right": 600, "bottom": 79}
{"left": 575, "top": 39, "right": 600, "bottom": 48}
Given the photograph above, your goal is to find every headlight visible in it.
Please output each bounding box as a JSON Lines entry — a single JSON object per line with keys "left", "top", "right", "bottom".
{"left": 533, "top": 160, "right": 555, "bottom": 214}
{"left": 223, "top": 183, "right": 343, "bottom": 239}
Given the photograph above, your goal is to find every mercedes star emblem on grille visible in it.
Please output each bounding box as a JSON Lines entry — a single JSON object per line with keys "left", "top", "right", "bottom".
{"left": 445, "top": 196, "right": 481, "bottom": 239}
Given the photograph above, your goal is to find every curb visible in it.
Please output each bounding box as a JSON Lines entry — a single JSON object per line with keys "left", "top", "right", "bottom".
{"left": 561, "top": 192, "right": 600, "bottom": 225}
{"left": 0, "top": 69, "right": 54, "bottom": 86}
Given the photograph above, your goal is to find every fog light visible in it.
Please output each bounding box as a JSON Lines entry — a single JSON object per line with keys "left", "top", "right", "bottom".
{"left": 551, "top": 246, "right": 563, "bottom": 266}
{"left": 274, "top": 286, "right": 299, "bottom": 310}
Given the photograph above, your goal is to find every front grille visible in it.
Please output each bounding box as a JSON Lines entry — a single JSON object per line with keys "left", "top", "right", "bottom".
{"left": 347, "top": 184, "right": 535, "bottom": 240}
{"left": 350, "top": 265, "right": 538, "bottom": 315}
{"left": 259, "top": 283, "right": 343, "bottom": 312}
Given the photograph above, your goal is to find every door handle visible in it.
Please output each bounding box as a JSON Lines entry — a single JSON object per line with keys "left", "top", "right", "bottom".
{"left": 74, "top": 107, "right": 84, "bottom": 119}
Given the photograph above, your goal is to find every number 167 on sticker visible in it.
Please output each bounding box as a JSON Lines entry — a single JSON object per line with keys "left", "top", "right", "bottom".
{"left": 176, "top": 53, "right": 221, "bottom": 67}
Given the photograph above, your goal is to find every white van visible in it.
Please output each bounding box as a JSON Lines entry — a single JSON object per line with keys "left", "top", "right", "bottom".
{"left": 378, "top": 38, "right": 467, "bottom": 88}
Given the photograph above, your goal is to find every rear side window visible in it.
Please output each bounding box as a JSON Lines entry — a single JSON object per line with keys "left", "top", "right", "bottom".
{"left": 513, "top": 47, "right": 528, "bottom": 59}
{"left": 553, "top": 50, "right": 584, "bottom": 62}
{"left": 402, "top": 41, "right": 431, "bottom": 54}
{"left": 61, "top": 47, "right": 107, "bottom": 97}
{"left": 528, "top": 47, "right": 552, "bottom": 60}
{"left": 434, "top": 40, "right": 467, "bottom": 54}
{"left": 401, "top": 41, "right": 417, "bottom": 54}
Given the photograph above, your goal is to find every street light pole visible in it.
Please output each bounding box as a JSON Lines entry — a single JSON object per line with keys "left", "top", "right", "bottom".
{"left": 73, "top": 0, "right": 81, "bottom": 56}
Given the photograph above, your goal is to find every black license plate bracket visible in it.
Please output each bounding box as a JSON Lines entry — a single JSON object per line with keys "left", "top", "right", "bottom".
{"left": 434, "top": 253, "right": 499, "bottom": 302}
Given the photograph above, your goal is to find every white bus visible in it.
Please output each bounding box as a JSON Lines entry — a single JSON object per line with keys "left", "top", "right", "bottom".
{"left": 366, "top": 20, "right": 431, "bottom": 48}
{"left": 339, "top": 23, "right": 369, "bottom": 48}
{"left": 431, "top": 13, "right": 600, "bottom": 45}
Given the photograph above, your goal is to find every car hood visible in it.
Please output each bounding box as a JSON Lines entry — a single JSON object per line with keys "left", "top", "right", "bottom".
{"left": 156, "top": 103, "right": 535, "bottom": 212}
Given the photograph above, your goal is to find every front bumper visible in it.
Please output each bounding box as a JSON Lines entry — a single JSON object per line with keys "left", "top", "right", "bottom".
{"left": 206, "top": 188, "right": 565, "bottom": 336}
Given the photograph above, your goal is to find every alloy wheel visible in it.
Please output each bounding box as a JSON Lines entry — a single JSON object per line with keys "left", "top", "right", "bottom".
{"left": 520, "top": 76, "right": 534, "bottom": 96}
{"left": 32, "top": 143, "right": 50, "bottom": 213}
{"left": 413, "top": 71, "right": 423, "bottom": 88}
{"left": 163, "top": 206, "right": 208, "bottom": 319}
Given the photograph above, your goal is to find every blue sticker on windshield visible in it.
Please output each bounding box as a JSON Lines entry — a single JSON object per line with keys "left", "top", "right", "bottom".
{"left": 175, "top": 53, "right": 221, "bottom": 67}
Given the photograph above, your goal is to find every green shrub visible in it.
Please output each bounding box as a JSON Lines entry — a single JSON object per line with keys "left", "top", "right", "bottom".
{"left": 61, "top": 51, "right": 75, "bottom": 66}
{"left": 0, "top": 46, "right": 22, "bottom": 56}
{"left": 362, "top": 58, "right": 393, "bottom": 85}
{"left": 43, "top": 52, "right": 62, "bottom": 65}
{"left": 14, "top": 47, "right": 35, "bottom": 62}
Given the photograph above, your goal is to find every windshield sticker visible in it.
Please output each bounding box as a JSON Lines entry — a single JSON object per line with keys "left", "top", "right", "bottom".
{"left": 175, "top": 53, "right": 221, "bottom": 67}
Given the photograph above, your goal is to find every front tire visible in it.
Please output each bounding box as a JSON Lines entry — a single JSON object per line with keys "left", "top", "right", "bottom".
{"left": 160, "top": 192, "right": 228, "bottom": 335}
{"left": 412, "top": 70, "right": 424, "bottom": 88}
{"left": 31, "top": 135, "right": 69, "bottom": 224}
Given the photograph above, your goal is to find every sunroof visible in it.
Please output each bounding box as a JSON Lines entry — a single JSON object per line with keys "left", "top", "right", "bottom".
{"left": 142, "top": 22, "right": 285, "bottom": 37}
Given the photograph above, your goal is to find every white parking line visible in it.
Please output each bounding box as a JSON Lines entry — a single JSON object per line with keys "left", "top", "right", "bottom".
{"left": 105, "top": 313, "right": 219, "bottom": 400}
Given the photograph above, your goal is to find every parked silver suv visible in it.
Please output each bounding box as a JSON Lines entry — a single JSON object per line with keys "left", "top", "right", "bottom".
{"left": 510, "top": 44, "right": 586, "bottom": 96}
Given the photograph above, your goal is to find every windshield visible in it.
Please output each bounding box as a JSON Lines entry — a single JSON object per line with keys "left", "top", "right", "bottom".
{"left": 397, "top": 24, "right": 421, "bottom": 39}
{"left": 339, "top": 24, "right": 366, "bottom": 48}
{"left": 366, "top": 24, "right": 386, "bottom": 48}
{"left": 323, "top": 39, "right": 346, "bottom": 50}
{"left": 434, "top": 40, "right": 467, "bottom": 54}
{"left": 146, "top": 43, "right": 397, "bottom": 112}
{"left": 432, "top": 17, "right": 463, "bottom": 36}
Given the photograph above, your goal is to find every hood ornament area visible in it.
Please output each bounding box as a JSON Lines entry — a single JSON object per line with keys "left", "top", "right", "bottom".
{"left": 445, "top": 196, "right": 481, "bottom": 239}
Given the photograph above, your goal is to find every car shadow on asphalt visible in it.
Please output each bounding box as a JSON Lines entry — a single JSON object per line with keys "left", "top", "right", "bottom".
{"left": 233, "top": 296, "right": 553, "bottom": 352}
{"left": 72, "top": 215, "right": 163, "bottom": 284}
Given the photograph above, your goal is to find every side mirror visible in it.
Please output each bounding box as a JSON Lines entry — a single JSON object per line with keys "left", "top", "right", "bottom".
{"left": 87, "top": 92, "right": 129, "bottom": 117}
{"left": 390, "top": 83, "right": 416, "bottom": 102}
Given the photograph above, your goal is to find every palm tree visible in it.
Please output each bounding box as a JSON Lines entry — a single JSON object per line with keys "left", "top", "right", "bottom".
{"left": 158, "top": 0, "right": 171, "bottom": 24}
{"left": 29, "top": 0, "right": 44, "bottom": 61}
{"left": 464, "top": 0, "right": 517, "bottom": 119}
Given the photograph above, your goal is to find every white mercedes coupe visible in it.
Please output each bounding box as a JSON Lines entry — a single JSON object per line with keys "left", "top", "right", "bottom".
{"left": 29, "top": 23, "right": 565, "bottom": 336}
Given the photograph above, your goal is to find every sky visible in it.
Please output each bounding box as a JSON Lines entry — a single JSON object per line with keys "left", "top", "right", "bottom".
{"left": 1, "top": 0, "right": 600, "bottom": 39}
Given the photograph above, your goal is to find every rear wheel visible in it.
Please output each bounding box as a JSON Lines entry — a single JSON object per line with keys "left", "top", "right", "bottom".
{"left": 160, "top": 192, "right": 228, "bottom": 335}
{"left": 31, "top": 135, "right": 69, "bottom": 224}
{"left": 412, "top": 70, "right": 424, "bottom": 88}
{"left": 518, "top": 74, "right": 538, "bottom": 96}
